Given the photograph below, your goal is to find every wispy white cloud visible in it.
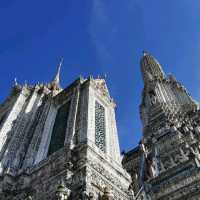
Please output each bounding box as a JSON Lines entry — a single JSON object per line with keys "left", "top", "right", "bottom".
{"left": 89, "top": 0, "right": 115, "bottom": 63}
{"left": 88, "top": 0, "right": 142, "bottom": 66}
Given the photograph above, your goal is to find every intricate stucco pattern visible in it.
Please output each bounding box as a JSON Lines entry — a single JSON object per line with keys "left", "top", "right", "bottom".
{"left": 95, "top": 101, "right": 106, "bottom": 152}
{"left": 0, "top": 76, "right": 131, "bottom": 200}
{"left": 123, "top": 53, "right": 200, "bottom": 200}
{"left": 2, "top": 53, "right": 200, "bottom": 200}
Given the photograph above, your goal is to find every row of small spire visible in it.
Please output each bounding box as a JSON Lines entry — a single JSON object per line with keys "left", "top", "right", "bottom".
{"left": 14, "top": 58, "right": 64, "bottom": 91}
{"left": 13, "top": 51, "right": 157, "bottom": 90}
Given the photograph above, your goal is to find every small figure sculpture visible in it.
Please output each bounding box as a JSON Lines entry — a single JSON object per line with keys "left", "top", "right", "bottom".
{"left": 189, "top": 147, "right": 200, "bottom": 167}
{"left": 80, "top": 191, "right": 94, "bottom": 200}
{"left": 194, "top": 123, "right": 200, "bottom": 134}
{"left": 151, "top": 156, "right": 159, "bottom": 177}
{"left": 88, "top": 192, "right": 95, "bottom": 200}
{"left": 140, "top": 140, "right": 148, "bottom": 159}
{"left": 149, "top": 90, "right": 157, "bottom": 105}
{"left": 170, "top": 123, "right": 177, "bottom": 132}
{"left": 25, "top": 195, "right": 32, "bottom": 200}
{"left": 102, "top": 187, "right": 114, "bottom": 200}
{"left": 55, "top": 181, "right": 70, "bottom": 200}
{"left": 128, "top": 185, "right": 135, "bottom": 200}
{"left": 141, "top": 140, "right": 159, "bottom": 180}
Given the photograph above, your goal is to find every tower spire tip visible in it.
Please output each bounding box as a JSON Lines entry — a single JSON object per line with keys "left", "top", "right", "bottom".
{"left": 142, "top": 50, "right": 148, "bottom": 56}
{"left": 54, "top": 57, "right": 64, "bottom": 83}
{"left": 49, "top": 57, "right": 64, "bottom": 91}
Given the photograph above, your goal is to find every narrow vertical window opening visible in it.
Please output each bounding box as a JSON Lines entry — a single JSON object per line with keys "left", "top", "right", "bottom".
{"left": 95, "top": 101, "right": 106, "bottom": 152}
{"left": 48, "top": 101, "right": 71, "bottom": 156}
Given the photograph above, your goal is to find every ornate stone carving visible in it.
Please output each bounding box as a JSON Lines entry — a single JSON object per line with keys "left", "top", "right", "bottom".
{"left": 102, "top": 187, "right": 114, "bottom": 200}
{"left": 55, "top": 181, "right": 70, "bottom": 200}
{"left": 95, "top": 101, "right": 106, "bottom": 152}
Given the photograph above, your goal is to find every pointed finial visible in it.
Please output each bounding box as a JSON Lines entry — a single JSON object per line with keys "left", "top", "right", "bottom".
{"left": 54, "top": 57, "right": 63, "bottom": 84}
{"left": 14, "top": 77, "right": 18, "bottom": 86}
{"left": 142, "top": 50, "right": 148, "bottom": 56}
{"left": 49, "top": 57, "right": 63, "bottom": 91}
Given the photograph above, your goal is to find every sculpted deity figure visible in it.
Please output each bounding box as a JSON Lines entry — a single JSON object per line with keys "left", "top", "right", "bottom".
{"left": 25, "top": 195, "right": 32, "bottom": 200}
{"left": 140, "top": 140, "right": 148, "bottom": 159}
{"left": 55, "top": 181, "right": 70, "bottom": 200}
{"left": 128, "top": 185, "right": 135, "bottom": 200}
{"left": 194, "top": 123, "right": 200, "bottom": 134}
{"left": 79, "top": 191, "right": 95, "bottom": 200}
{"left": 102, "top": 187, "right": 114, "bottom": 200}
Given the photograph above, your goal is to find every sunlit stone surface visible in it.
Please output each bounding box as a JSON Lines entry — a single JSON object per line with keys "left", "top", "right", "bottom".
{"left": 1, "top": 53, "right": 200, "bottom": 200}
{"left": 0, "top": 68, "right": 131, "bottom": 199}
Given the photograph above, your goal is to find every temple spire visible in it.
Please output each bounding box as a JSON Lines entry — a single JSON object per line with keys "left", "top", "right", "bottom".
{"left": 48, "top": 58, "right": 63, "bottom": 91}
{"left": 140, "top": 51, "right": 165, "bottom": 83}
{"left": 53, "top": 58, "right": 63, "bottom": 85}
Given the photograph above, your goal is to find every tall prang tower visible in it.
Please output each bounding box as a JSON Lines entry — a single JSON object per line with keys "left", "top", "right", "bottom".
{"left": 123, "top": 52, "right": 200, "bottom": 200}
{"left": 0, "top": 62, "right": 132, "bottom": 200}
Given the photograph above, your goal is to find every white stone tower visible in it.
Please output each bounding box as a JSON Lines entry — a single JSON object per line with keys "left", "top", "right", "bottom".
{"left": 0, "top": 63, "right": 131, "bottom": 200}
{"left": 123, "top": 52, "right": 200, "bottom": 200}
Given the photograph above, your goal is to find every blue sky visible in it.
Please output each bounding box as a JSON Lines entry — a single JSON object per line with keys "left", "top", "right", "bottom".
{"left": 0, "top": 0, "right": 200, "bottom": 152}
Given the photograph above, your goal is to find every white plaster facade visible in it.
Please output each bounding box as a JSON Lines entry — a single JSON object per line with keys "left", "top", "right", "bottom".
{"left": 0, "top": 74, "right": 131, "bottom": 200}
